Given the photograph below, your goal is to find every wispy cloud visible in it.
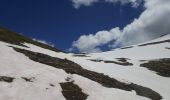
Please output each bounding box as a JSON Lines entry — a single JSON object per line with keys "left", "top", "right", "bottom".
{"left": 71, "top": 0, "right": 99, "bottom": 9}
{"left": 70, "top": 0, "right": 170, "bottom": 53}
{"left": 105, "top": 0, "right": 142, "bottom": 8}
{"left": 33, "top": 38, "right": 55, "bottom": 47}
{"left": 71, "top": 0, "right": 142, "bottom": 9}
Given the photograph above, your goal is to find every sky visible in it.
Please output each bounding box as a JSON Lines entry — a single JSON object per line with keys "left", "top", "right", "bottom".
{"left": 0, "top": 0, "right": 170, "bottom": 53}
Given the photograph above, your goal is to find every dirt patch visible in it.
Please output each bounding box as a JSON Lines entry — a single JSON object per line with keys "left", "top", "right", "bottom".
{"left": 140, "top": 58, "right": 170, "bottom": 77}
{"left": 60, "top": 82, "right": 88, "bottom": 100}
{"left": 13, "top": 47, "right": 162, "bottom": 100}
{"left": 0, "top": 76, "right": 15, "bottom": 83}
{"left": 138, "top": 39, "right": 170, "bottom": 47}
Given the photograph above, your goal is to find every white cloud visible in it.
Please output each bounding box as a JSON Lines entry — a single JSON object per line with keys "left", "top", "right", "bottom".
{"left": 120, "top": 0, "right": 170, "bottom": 46}
{"left": 71, "top": 0, "right": 142, "bottom": 9}
{"left": 33, "top": 38, "right": 55, "bottom": 47}
{"left": 71, "top": 0, "right": 99, "bottom": 9}
{"left": 105, "top": 0, "right": 142, "bottom": 8}
{"left": 72, "top": 27, "right": 121, "bottom": 53}
{"left": 71, "top": 0, "right": 170, "bottom": 53}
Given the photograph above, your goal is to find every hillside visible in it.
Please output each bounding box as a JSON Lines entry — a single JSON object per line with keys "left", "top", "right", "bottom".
{"left": 0, "top": 27, "right": 61, "bottom": 52}
{"left": 0, "top": 28, "right": 170, "bottom": 100}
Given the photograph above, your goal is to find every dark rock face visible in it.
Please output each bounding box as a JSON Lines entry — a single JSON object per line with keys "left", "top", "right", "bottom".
{"left": 60, "top": 82, "right": 88, "bottom": 100}
{"left": 0, "top": 76, "right": 15, "bottom": 83}
{"left": 13, "top": 47, "right": 162, "bottom": 100}
{"left": 138, "top": 39, "right": 170, "bottom": 46}
{"left": 140, "top": 58, "right": 170, "bottom": 77}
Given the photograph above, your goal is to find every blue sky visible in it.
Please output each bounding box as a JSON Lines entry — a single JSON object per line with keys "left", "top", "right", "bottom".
{"left": 0, "top": 0, "right": 169, "bottom": 53}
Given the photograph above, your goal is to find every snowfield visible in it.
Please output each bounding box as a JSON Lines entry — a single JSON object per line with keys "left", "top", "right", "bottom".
{"left": 0, "top": 34, "right": 170, "bottom": 100}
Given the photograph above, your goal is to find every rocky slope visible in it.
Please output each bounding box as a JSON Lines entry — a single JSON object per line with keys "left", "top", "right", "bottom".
{"left": 0, "top": 28, "right": 170, "bottom": 100}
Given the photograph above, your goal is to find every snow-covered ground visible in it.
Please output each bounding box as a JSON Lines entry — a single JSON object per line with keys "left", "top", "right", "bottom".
{"left": 0, "top": 34, "right": 170, "bottom": 100}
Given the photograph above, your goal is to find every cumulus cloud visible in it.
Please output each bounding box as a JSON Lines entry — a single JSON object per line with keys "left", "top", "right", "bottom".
{"left": 33, "top": 38, "right": 55, "bottom": 47}
{"left": 72, "top": 27, "right": 121, "bottom": 53}
{"left": 71, "top": 0, "right": 170, "bottom": 53}
{"left": 71, "top": 0, "right": 142, "bottom": 9}
{"left": 120, "top": 0, "right": 170, "bottom": 46}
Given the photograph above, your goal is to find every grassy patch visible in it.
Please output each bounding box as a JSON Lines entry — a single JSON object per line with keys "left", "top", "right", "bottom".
{"left": 0, "top": 27, "right": 61, "bottom": 52}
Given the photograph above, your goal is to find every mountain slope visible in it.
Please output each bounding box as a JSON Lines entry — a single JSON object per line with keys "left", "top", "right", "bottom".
{"left": 0, "top": 28, "right": 170, "bottom": 100}
{"left": 0, "top": 27, "right": 61, "bottom": 52}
